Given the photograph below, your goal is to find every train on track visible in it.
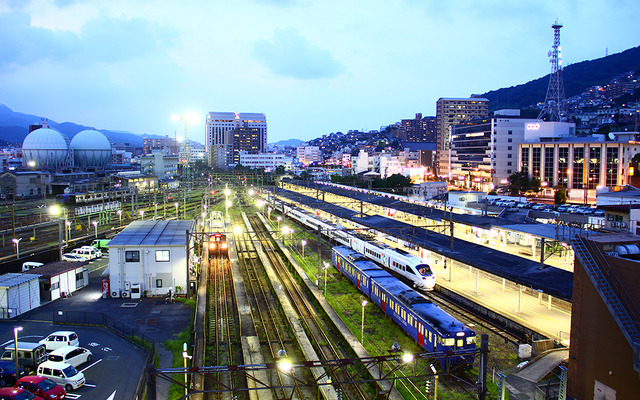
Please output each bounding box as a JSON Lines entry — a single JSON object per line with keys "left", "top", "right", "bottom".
{"left": 211, "top": 211, "right": 225, "bottom": 229}
{"left": 267, "top": 196, "right": 436, "bottom": 291}
{"left": 208, "top": 232, "right": 228, "bottom": 257}
{"left": 332, "top": 245, "right": 476, "bottom": 368}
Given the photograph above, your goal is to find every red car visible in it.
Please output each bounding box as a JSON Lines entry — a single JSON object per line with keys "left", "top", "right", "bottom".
{"left": 0, "top": 386, "right": 44, "bottom": 399}
{"left": 14, "top": 376, "right": 65, "bottom": 400}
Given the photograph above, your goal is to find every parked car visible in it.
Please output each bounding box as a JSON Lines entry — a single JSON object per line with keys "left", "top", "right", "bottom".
{"left": 21, "top": 262, "right": 43, "bottom": 272}
{"left": 593, "top": 209, "right": 605, "bottom": 217}
{"left": 38, "top": 331, "right": 79, "bottom": 352}
{"left": 0, "top": 386, "right": 44, "bottom": 399}
{"left": 14, "top": 376, "right": 65, "bottom": 400}
{"left": 0, "top": 361, "right": 21, "bottom": 387}
{"left": 1, "top": 343, "right": 47, "bottom": 373}
{"left": 557, "top": 205, "right": 569, "bottom": 213}
{"left": 36, "top": 361, "right": 85, "bottom": 392}
{"left": 61, "top": 253, "right": 84, "bottom": 262}
{"left": 80, "top": 246, "right": 102, "bottom": 258}
{"left": 47, "top": 346, "right": 92, "bottom": 368}
{"left": 531, "top": 203, "right": 546, "bottom": 210}
{"left": 70, "top": 247, "right": 99, "bottom": 261}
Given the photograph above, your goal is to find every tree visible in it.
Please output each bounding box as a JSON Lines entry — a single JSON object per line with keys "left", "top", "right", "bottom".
{"left": 554, "top": 186, "right": 568, "bottom": 204}
{"left": 275, "top": 165, "right": 285, "bottom": 175}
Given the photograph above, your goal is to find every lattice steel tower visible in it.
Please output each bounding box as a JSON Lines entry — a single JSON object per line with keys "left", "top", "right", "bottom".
{"left": 538, "top": 20, "right": 570, "bottom": 121}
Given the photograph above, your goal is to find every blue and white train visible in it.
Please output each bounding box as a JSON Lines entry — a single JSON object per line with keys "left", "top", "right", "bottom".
{"left": 268, "top": 197, "right": 436, "bottom": 291}
{"left": 332, "top": 245, "right": 476, "bottom": 368}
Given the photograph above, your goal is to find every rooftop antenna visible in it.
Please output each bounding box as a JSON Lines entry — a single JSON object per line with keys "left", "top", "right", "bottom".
{"left": 538, "top": 19, "right": 570, "bottom": 122}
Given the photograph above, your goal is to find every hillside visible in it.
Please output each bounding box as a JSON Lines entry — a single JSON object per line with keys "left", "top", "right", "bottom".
{"left": 0, "top": 104, "right": 164, "bottom": 147}
{"left": 482, "top": 45, "right": 640, "bottom": 111}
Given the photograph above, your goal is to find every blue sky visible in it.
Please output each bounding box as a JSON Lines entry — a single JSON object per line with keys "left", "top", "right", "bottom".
{"left": 1, "top": 0, "right": 638, "bottom": 144}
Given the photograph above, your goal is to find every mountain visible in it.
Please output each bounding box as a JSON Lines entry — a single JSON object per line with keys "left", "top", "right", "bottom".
{"left": 482, "top": 45, "right": 640, "bottom": 111}
{"left": 269, "top": 138, "right": 304, "bottom": 147}
{"left": 0, "top": 104, "right": 166, "bottom": 147}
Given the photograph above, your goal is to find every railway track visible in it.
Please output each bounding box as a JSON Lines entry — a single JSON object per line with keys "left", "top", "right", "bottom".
{"left": 234, "top": 219, "right": 305, "bottom": 399}
{"left": 206, "top": 253, "right": 244, "bottom": 398}
{"left": 248, "top": 215, "right": 372, "bottom": 400}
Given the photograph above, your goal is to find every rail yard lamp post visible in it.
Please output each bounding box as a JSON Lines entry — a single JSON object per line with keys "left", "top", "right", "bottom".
{"left": 360, "top": 296, "right": 368, "bottom": 346}
{"left": 277, "top": 216, "right": 282, "bottom": 231}
{"left": 323, "top": 261, "right": 330, "bottom": 297}
{"left": 174, "top": 202, "right": 179, "bottom": 218}
{"left": 139, "top": 210, "right": 145, "bottom": 221}
{"left": 92, "top": 221, "right": 98, "bottom": 238}
{"left": 282, "top": 226, "right": 289, "bottom": 245}
{"left": 182, "top": 343, "right": 192, "bottom": 396}
{"left": 430, "top": 364, "right": 438, "bottom": 399}
{"left": 12, "top": 238, "right": 21, "bottom": 260}
{"left": 117, "top": 209, "right": 122, "bottom": 226}
{"left": 301, "top": 240, "right": 306, "bottom": 257}
{"left": 154, "top": 203, "right": 158, "bottom": 220}
{"left": 13, "top": 326, "right": 22, "bottom": 382}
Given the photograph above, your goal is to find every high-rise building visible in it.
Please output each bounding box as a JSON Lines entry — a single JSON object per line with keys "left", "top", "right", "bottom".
{"left": 435, "top": 97, "right": 489, "bottom": 178}
{"left": 206, "top": 112, "right": 267, "bottom": 168}
{"left": 397, "top": 113, "right": 436, "bottom": 142}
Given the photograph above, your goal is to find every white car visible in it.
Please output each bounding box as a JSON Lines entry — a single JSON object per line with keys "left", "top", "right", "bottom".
{"left": 79, "top": 246, "right": 102, "bottom": 258}
{"left": 47, "top": 346, "right": 93, "bottom": 368}
{"left": 61, "top": 253, "right": 84, "bottom": 262}
{"left": 37, "top": 361, "right": 85, "bottom": 391}
{"left": 39, "top": 331, "right": 79, "bottom": 351}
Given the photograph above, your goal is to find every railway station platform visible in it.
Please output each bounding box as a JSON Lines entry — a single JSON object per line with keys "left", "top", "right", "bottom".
{"left": 269, "top": 186, "right": 573, "bottom": 345}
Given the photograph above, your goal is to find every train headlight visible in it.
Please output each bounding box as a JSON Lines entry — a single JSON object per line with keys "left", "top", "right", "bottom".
{"left": 209, "top": 243, "right": 217, "bottom": 250}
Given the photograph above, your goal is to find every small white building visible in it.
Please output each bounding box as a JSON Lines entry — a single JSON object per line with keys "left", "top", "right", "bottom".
{"left": 0, "top": 273, "right": 40, "bottom": 319}
{"left": 24, "top": 261, "right": 87, "bottom": 302}
{"left": 108, "top": 220, "right": 195, "bottom": 298}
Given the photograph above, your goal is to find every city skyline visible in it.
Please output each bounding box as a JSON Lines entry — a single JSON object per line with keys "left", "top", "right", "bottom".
{"left": 0, "top": 0, "right": 638, "bottom": 144}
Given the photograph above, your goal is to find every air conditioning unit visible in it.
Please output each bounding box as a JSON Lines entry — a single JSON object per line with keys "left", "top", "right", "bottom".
{"left": 124, "top": 281, "right": 131, "bottom": 291}
{"left": 121, "top": 291, "right": 130, "bottom": 298}
{"left": 111, "top": 290, "right": 120, "bottom": 298}
{"left": 621, "top": 222, "right": 627, "bottom": 228}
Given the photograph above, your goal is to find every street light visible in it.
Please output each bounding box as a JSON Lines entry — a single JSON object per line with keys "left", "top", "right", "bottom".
{"left": 182, "top": 343, "right": 192, "bottom": 396}
{"left": 13, "top": 327, "right": 22, "bottom": 382}
{"left": 65, "top": 220, "right": 71, "bottom": 242}
{"left": 12, "top": 238, "right": 22, "bottom": 260}
{"left": 430, "top": 364, "right": 438, "bottom": 399}
{"left": 174, "top": 202, "right": 179, "bottom": 218}
{"left": 139, "top": 210, "right": 145, "bottom": 221}
{"left": 323, "top": 261, "right": 330, "bottom": 297}
{"left": 91, "top": 221, "right": 98, "bottom": 238}
{"left": 360, "top": 296, "right": 368, "bottom": 345}
{"left": 301, "top": 239, "right": 307, "bottom": 257}
{"left": 117, "top": 209, "right": 122, "bottom": 226}
{"left": 282, "top": 226, "right": 289, "bottom": 245}
{"left": 277, "top": 216, "right": 282, "bottom": 231}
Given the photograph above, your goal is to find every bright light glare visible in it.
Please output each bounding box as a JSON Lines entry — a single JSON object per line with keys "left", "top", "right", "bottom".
{"left": 234, "top": 226, "right": 242, "bottom": 235}
{"left": 49, "top": 205, "right": 61, "bottom": 216}
{"left": 402, "top": 353, "right": 414, "bottom": 363}
{"left": 224, "top": 189, "right": 231, "bottom": 196}
{"left": 226, "top": 200, "right": 232, "bottom": 207}
{"left": 278, "top": 360, "right": 292, "bottom": 372}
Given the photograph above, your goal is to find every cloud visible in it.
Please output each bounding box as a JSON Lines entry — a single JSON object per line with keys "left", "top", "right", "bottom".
{"left": 252, "top": 28, "right": 344, "bottom": 79}
{"left": 0, "top": 11, "right": 177, "bottom": 71}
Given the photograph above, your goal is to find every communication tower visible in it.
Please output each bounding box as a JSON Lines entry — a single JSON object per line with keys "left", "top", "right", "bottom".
{"left": 538, "top": 19, "right": 570, "bottom": 121}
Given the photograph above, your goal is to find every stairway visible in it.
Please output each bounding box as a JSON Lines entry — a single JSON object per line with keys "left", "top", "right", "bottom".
{"left": 571, "top": 236, "right": 640, "bottom": 374}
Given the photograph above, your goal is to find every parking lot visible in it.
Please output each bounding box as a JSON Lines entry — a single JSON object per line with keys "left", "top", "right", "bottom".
{"left": 0, "top": 254, "right": 191, "bottom": 399}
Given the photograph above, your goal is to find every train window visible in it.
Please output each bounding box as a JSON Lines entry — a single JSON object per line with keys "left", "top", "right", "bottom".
{"left": 443, "top": 338, "right": 455, "bottom": 347}
{"left": 155, "top": 250, "right": 170, "bottom": 262}
{"left": 466, "top": 337, "right": 475, "bottom": 345}
{"left": 456, "top": 339, "right": 463, "bottom": 348}
{"left": 125, "top": 251, "right": 140, "bottom": 262}
{"left": 429, "top": 332, "right": 432, "bottom": 342}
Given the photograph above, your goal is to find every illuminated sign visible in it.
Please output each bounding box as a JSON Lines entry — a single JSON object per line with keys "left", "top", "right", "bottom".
{"left": 526, "top": 123, "right": 541, "bottom": 130}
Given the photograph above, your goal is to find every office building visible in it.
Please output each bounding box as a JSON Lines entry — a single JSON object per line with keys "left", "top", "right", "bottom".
{"left": 206, "top": 112, "right": 267, "bottom": 168}
{"left": 297, "top": 146, "right": 321, "bottom": 166}
{"left": 436, "top": 97, "right": 489, "bottom": 178}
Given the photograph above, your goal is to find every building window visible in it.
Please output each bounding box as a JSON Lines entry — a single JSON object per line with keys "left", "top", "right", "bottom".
{"left": 156, "top": 279, "right": 162, "bottom": 288}
{"left": 508, "top": 138, "right": 512, "bottom": 143}
{"left": 545, "top": 147, "right": 555, "bottom": 186}
{"left": 606, "top": 147, "right": 619, "bottom": 186}
{"left": 125, "top": 251, "right": 140, "bottom": 262}
{"left": 558, "top": 147, "right": 569, "bottom": 186}
{"left": 573, "top": 147, "right": 584, "bottom": 188}
{"left": 51, "top": 282, "right": 59, "bottom": 290}
{"left": 521, "top": 148, "right": 530, "bottom": 171}
{"left": 532, "top": 148, "right": 541, "bottom": 179}
{"left": 508, "top": 130, "right": 513, "bottom": 135}
{"left": 589, "top": 147, "right": 601, "bottom": 189}
{"left": 155, "top": 250, "right": 170, "bottom": 262}
{"left": 508, "top": 154, "right": 512, "bottom": 158}
{"left": 507, "top": 162, "right": 512, "bottom": 166}
{"left": 508, "top": 146, "right": 512, "bottom": 150}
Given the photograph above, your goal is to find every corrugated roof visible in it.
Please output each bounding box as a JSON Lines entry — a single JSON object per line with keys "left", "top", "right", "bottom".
{"left": 0, "top": 273, "right": 40, "bottom": 288}
{"left": 109, "top": 220, "right": 196, "bottom": 247}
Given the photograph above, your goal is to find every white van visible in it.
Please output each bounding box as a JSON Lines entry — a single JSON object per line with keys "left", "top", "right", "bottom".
{"left": 22, "top": 261, "right": 44, "bottom": 272}
{"left": 80, "top": 245, "right": 102, "bottom": 258}
{"left": 37, "top": 361, "right": 85, "bottom": 391}
{"left": 39, "top": 331, "right": 79, "bottom": 351}
{"left": 47, "top": 346, "right": 93, "bottom": 368}
{"left": 70, "top": 247, "right": 98, "bottom": 261}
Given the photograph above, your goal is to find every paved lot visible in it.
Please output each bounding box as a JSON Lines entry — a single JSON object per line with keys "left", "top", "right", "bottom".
{"left": 0, "top": 254, "right": 191, "bottom": 400}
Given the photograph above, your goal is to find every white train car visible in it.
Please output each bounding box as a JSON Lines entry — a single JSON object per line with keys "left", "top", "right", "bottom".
{"left": 266, "top": 195, "right": 436, "bottom": 291}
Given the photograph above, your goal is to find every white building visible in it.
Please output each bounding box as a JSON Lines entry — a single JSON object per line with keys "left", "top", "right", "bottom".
{"left": 206, "top": 112, "right": 267, "bottom": 168}
{"left": 296, "top": 146, "right": 321, "bottom": 166}
{"left": 0, "top": 273, "right": 40, "bottom": 319}
{"left": 108, "top": 220, "right": 195, "bottom": 297}
{"left": 140, "top": 151, "right": 179, "bottom": 180}
{"left": 239, "top": 152, "right": 293, "bottom": 171}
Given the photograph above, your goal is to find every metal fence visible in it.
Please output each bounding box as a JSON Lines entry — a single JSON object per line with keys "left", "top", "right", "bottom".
{"left": 52, "top": 309, "right": 154, "bottom": 350}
